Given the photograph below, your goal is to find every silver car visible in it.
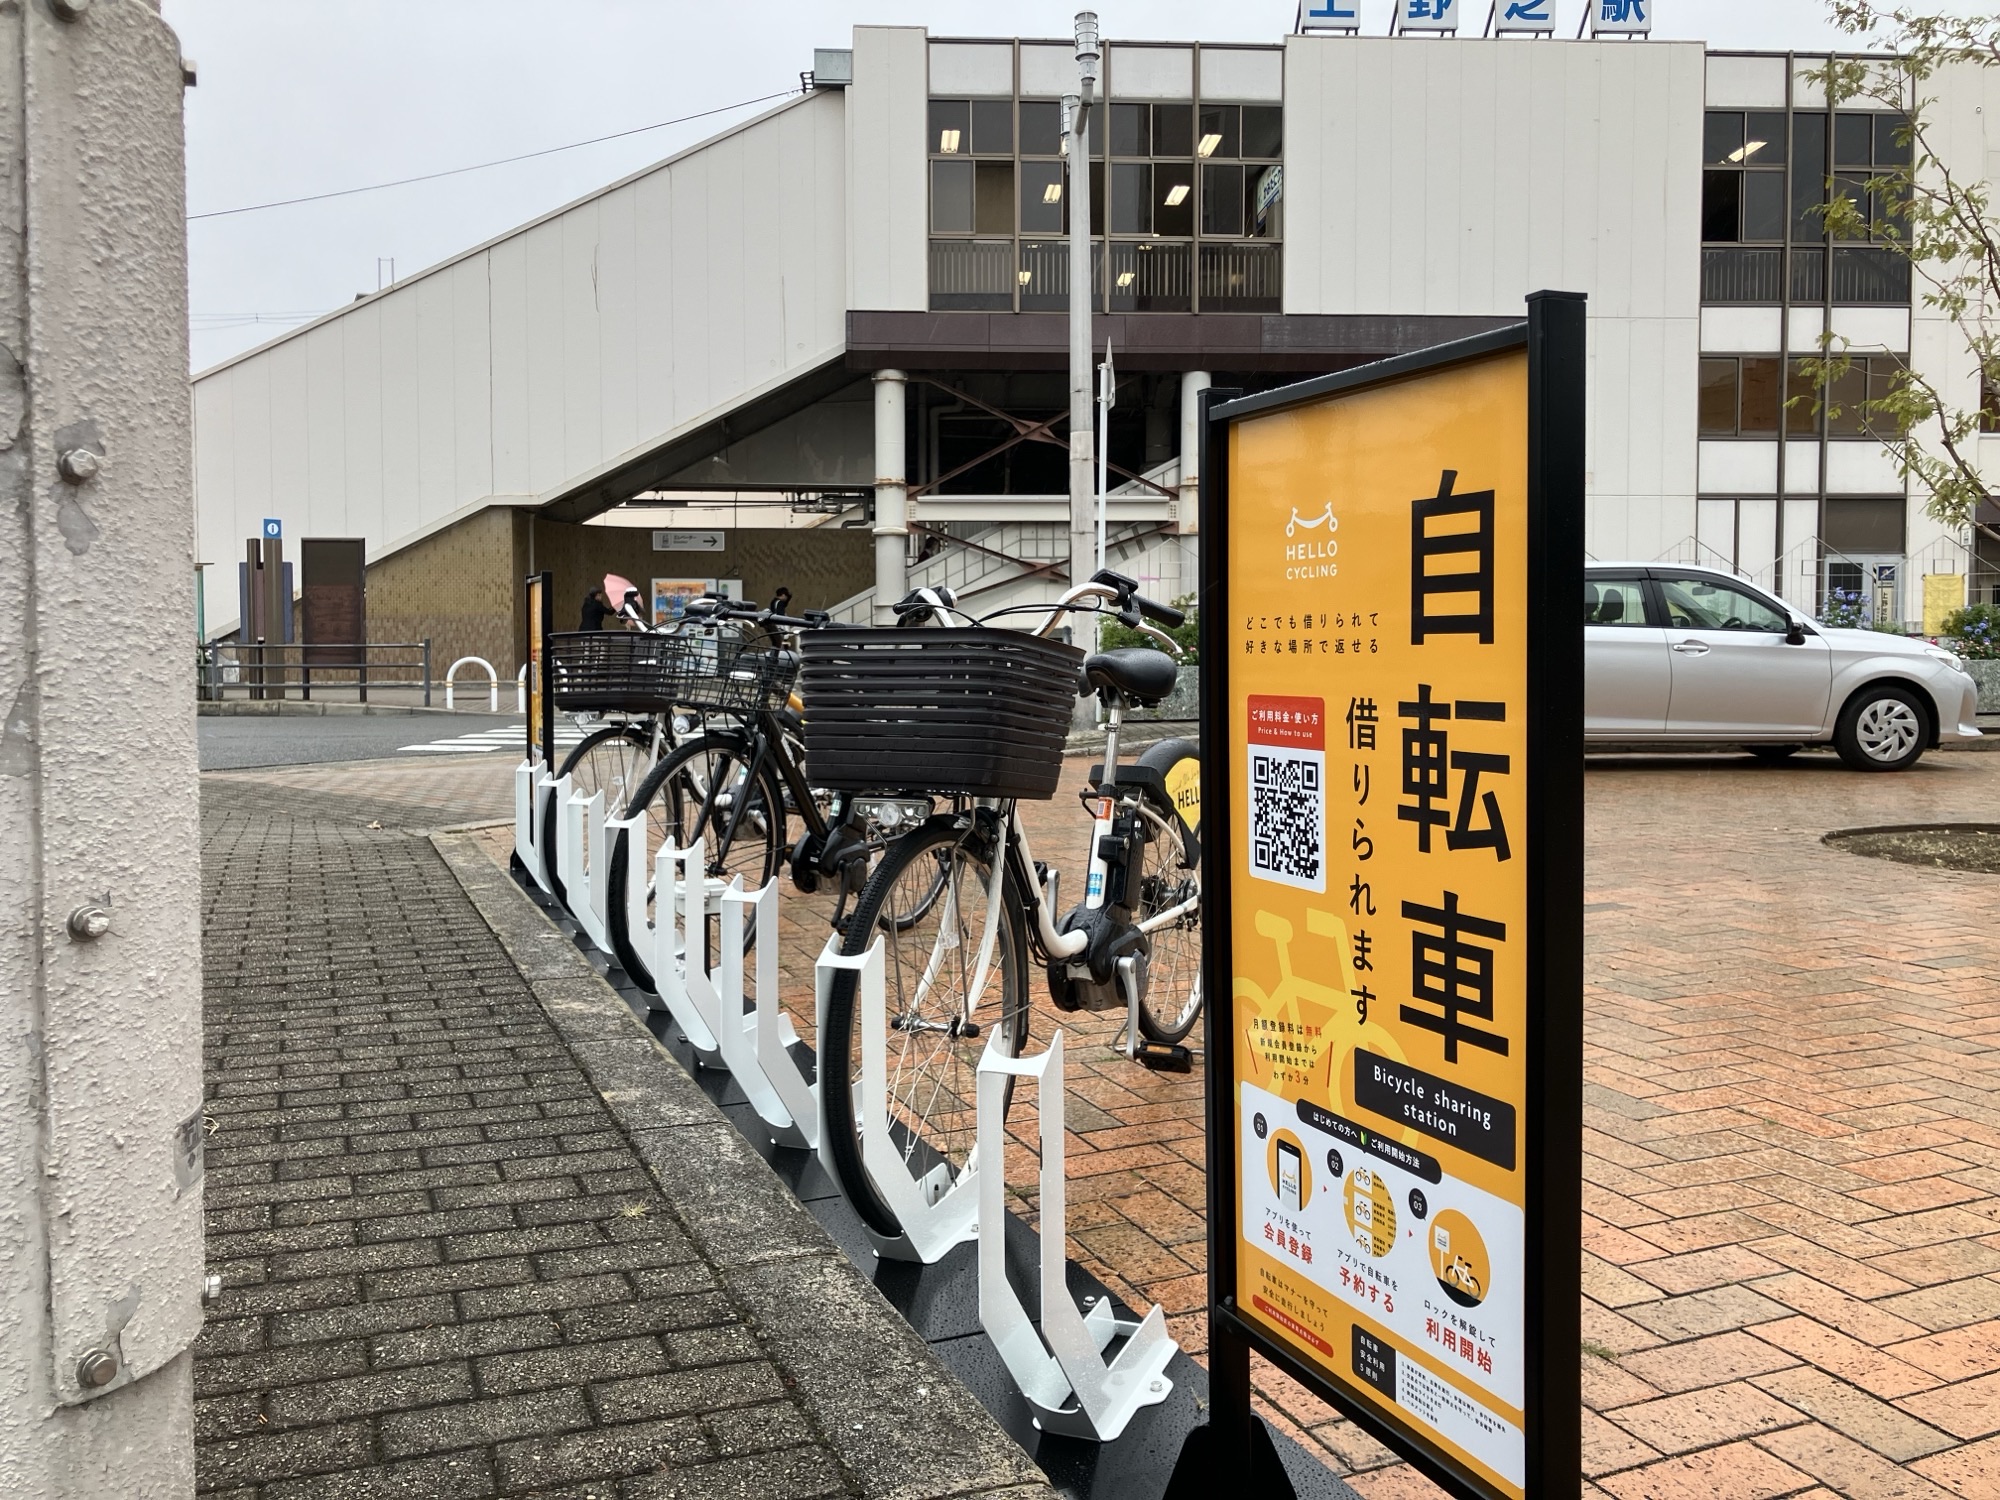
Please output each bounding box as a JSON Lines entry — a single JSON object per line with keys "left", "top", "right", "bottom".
{"left": 1585, "top": 563, "right": 1981, "bottom": 771}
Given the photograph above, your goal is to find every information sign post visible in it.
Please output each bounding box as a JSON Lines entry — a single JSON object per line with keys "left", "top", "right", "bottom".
{"left": 525, "top": 571, "right": 553, "bottom": 768}
{"left": 1185, "top": 293, "right": 1584, "bottom": 1499}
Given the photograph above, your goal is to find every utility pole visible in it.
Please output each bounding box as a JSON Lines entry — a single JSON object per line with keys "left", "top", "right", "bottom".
{"left": 1066, "top": 11, "right": 1100, "bottom": 685}
{"left": 0, "top": 2, "right": 204, "bottom": 1493}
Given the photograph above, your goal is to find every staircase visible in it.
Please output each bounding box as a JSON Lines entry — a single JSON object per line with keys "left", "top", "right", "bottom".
{"left": 828, "top": 459, "right": 1189, "bottom": 624}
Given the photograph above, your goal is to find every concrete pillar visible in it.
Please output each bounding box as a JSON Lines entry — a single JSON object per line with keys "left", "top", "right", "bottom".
{"left": 1170, "top": 371, "right": 1211, "bottom": 599}
{"left": 872, "top": 369, "right": 908, "bottom": 625}
{"left": 0, "top": 2, "right": 202, "bottom": 1493}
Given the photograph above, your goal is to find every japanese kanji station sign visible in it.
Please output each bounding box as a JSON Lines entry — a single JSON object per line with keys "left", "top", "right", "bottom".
{"left": 1196, "top": 294, "right": 1584, "bottom": 1500}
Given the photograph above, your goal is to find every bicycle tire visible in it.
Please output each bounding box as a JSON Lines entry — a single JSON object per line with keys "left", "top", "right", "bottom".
{"left": 820, "top": 813, "right": 1028, "bottom": 1240}
{"left": 541, "top": 723, "right": 654, "bottom": 909}
{"left": 607, "top": 733, "right": 784, "bottom": 989}
{"left": 1133, "top": 787, "right": 1202, "bottom": 1044}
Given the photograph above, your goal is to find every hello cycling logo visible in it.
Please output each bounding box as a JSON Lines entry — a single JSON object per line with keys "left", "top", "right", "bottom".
{"left": 1283, "top": 502, "right": 1338, "bottom": 581}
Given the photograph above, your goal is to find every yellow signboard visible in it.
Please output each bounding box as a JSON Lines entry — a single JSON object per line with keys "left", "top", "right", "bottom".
{"left": 1200, "top": 299, "right": 1582, "bottom": 1500}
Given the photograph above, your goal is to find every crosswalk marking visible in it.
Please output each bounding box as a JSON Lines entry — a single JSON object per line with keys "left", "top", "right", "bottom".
{"left": 399, "top": 722, "right": 588, "bottom": 756}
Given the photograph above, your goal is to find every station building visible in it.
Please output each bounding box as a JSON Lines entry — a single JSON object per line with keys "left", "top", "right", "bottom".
{"left": 190, "top": 23, "right": 2000, "bottom": 669}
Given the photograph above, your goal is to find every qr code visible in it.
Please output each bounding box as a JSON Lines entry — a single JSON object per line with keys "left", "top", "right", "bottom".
{"left": 1250, "top": 746, "right": 1325, "bottom": 892}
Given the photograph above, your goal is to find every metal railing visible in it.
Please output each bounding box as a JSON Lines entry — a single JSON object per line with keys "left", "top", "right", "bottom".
{"left": 1701, "top": 247, "right": 1784, "bottom": 303}
{"left": 1199, "top": 242, "right": 1281, "bottom": 311}
{"left": 927, "top": 239, "right": 1014, "bottom": 311}
{"left": 198, "top": 639, "right": 432, "bottom": 705}
{"left": 1107, "top": 241, "right": 1191, "bottom": 312}
{"left": 1830, "top": 246, "right": 1912, "bottom": 305}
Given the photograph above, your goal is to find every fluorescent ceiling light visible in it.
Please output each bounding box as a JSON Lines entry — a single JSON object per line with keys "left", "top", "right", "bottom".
{"left": 1116, "top": 270, "right": 1136, "bottom": 287}
{"left": 1043, "top": 183, "right": 1063, "bottom": 203}
{"left": 1727, "top": 140, "right": 1766, "bottom": 163}
{"left": 1197, "top": 133, "right": 1223, "bottom": 158}
{"left": 938, "top": 129, "right": 961, "bottom": 154}
{"left": 1018, "top": 270, "right": 1034, "bottom": 284}
{"left": 1162, "top": 183, "right": 1190, "bottom": 207}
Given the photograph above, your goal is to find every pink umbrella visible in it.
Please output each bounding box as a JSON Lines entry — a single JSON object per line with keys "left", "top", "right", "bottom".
{"left": 604, "top": 573, "right": 642, "bottom": 620}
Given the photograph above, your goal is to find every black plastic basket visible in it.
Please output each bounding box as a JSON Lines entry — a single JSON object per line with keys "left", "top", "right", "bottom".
{"left": 799, "top": 628, "right": 1084, "bottom": 799}
{"left": 547, "top": 629, "right": 796, "bottom": 715}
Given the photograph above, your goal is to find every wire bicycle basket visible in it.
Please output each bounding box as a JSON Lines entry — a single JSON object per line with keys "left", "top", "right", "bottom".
{"left": 799, "top": 627, "right": 1084, "bottom": 800}
{"left": 548, "top": 629, "right": 797, "bottom": 716}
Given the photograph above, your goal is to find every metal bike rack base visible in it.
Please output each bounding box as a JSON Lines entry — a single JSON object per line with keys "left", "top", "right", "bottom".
{"left": 815, "top": 935, "right": 979, "bottom": 1266}
{"left": 514, "top": 762, "right": 566, "bottom": 899}
{"left": 717, "top": 879, "right": 813, "bottom": 1150}
{"left": 555, "top": 787, "right": 611, "bottom": 954}
{"left": 978, "top": 1028, "right": 1176, "bottom": 1441}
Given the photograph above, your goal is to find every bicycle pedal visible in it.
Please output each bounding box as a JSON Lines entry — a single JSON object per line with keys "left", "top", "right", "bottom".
{"left": 1134, "top": 1042, "right": 1193, "bottom": 1074}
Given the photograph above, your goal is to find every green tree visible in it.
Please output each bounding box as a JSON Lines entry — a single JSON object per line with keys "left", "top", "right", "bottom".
{"left": 1795, "top": 5, "right": 2000, "bottom": 558}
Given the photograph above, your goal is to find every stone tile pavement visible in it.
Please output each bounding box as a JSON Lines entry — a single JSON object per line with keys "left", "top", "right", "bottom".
{"left": 196, "top": 762, "right": 1050, "bottom": 1499}
{"left": 229, "top": 743, "right": 2000, "bottom": 1497}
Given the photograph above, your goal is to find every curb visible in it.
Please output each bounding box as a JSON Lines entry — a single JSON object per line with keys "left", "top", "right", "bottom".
{"left": 429, "top": 832, "right": 1054, "bottom": 1500}
{"left": 198, "top": 699, "right": 483, "bottom": 717}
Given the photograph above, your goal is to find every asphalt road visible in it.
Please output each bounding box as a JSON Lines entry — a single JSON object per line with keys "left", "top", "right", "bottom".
{"left": 198, "top": 712, "right": 526, "bottom": 769}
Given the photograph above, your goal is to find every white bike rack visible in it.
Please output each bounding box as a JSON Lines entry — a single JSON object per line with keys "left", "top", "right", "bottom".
{"left": 718, "top": 879, "right": 814, "bottom": 1150}
{"left": 555, "top": 786, "right": 612, "bottom": 954}
{"left": 815, "top": 935, "right": 981, "bottom": 1265}
{"left": 514, "top": 764, "right": 567, "bottom": 900}
{"left": 978, "top": 1028, "right": 1176, "bottom": 1441}
{"left": 652, "top": 838, "right": 724, "bottom": 1066}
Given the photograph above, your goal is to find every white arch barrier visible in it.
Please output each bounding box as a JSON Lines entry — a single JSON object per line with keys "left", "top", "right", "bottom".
{"left": 515, "top": 664, "right": 527, "bottom": 713}
{"left": 978, "top": 1029, "right": 1176, "bottom": 1439}
{"left": 446, "top": 655, "right": 499, "bottom": 711}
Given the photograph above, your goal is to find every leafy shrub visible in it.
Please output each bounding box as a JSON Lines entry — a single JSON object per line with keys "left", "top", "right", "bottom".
{"left": 1942, "top": 603, "right": 2000, "bottom": 659}
{"left": 1819, "top": 588, "right": 1869, "bottom": 629}
{"left": 1098, "top": 593, "right": 1199, "bottom": 663}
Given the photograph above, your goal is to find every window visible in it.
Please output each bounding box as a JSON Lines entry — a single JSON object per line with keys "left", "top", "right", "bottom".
{"left": 1584, "top": 577, "right": 1649, "bottom": 627}
{"left": 1830, "top": 111, "right": 1910, "bottom": 242}
{"left": 1823, "top": 497, "right": 1906, "bottom": 554}
{"left": 928, "top": 72, "right": 1280, "bottom": 312}
{"left": 1825, "top": 356, "right": 1907, "bottom": 437}
{"left": 1655, "top": 575, "right": 1790, "bottom": 632}
{"left": 1696, "top": 357, "right": 1820, "bottom": 437}
{"left": 1702, "top": 110, "right": 1787, "bottom": 244}
{"left": 1982, "top": 377, "right": 2000, "bottom": 435}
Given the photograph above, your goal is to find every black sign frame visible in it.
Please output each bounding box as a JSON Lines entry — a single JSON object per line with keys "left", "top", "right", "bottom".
{"left": 1192, "top": 292, "right": 1584, "bottom": 1500}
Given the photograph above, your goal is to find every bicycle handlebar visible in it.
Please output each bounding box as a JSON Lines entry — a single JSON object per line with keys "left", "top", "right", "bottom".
{"left": 680, "top": 596, "right": 827, "bottom": 632}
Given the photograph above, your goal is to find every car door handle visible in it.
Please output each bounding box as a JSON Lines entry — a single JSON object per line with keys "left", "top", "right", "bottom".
{"left": 1671, "top": 641, "right": 1710, "bottom": 655}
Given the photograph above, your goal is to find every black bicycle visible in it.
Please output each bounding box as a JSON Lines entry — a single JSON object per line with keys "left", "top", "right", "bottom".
{"left": 603, "top": 599, "right": 892, "bottom": 988}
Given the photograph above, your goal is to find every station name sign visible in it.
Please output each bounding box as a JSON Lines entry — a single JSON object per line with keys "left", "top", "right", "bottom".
{"left": 1300, "top": 0, "right": 1651, "bottom": 36}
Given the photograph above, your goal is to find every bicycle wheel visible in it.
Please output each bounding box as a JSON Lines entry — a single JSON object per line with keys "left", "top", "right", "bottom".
{"left": 1134, "top": 790, "right": 1202, "bottom": 1044}
{"left": 820, "top": 813, "right": 1028, "bottom": 1240}
{"left": 542, "top": 722, "right": 654, "bottom": 908}
{"left": 609, "top": 734, "right": 783, "bottom": 986}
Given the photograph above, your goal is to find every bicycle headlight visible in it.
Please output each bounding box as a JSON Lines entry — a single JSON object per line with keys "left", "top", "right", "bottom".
{"left": 856, "top": 797, "right": 932, "bottom": 833}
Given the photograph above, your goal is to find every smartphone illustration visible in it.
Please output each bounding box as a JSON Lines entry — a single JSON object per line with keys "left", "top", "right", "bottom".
{"left": 1276, "top": 1140, "right": 1303, "bottom": 1210}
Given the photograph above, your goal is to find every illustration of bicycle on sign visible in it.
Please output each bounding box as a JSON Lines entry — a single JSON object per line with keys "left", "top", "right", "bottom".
{"left": 1286, "top": 503, "right": 1338, "bottom": 539}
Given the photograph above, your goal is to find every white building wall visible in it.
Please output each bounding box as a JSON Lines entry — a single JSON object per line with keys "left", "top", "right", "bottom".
{"left": 1282, "top": 36, "right": 1707, "bottom": 564}
{"left": 847, "top": 25, "right": 928, "bottom": 314}
{"left": 192, "top": 90, "right": 849, "bottom": 634}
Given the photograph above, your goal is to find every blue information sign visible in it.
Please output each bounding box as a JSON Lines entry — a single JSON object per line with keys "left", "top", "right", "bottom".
{"left": 262, "top": 518, "right": 282, "bottom": 540}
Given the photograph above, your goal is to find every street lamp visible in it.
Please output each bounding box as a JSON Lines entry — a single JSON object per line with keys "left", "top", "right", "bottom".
{"left": 1068, "top": 12, "right": 1101, "bottom": 679}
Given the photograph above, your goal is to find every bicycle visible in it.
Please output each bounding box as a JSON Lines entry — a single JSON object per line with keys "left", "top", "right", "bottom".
{"left": 605, "top": 598, "right": 890, "bottom": 988}
{"left": 805, "top": 569, "right": 1202, "bottom": 1242}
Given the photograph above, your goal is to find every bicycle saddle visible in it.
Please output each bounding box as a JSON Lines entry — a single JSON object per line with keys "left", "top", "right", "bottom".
{"left": 1080, "top": 647, "right": 1179, "bottom": 707}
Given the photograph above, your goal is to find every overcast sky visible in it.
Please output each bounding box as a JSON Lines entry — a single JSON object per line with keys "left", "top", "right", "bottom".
{"left": 167, "top": 0, "right": 1864, "bottom": 372}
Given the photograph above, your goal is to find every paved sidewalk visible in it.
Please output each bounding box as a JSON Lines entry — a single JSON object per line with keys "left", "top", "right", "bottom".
{"left": 220, "top": 743, "right": 2000, "bottom": 1498}
{"left": 196, "top": 771, "right": 1047, "bottom": 1499}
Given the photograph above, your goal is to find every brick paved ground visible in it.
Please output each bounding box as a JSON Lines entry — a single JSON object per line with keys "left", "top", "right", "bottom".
{"left": 285, "top": 741, "right": 2000, "bottom": 1497}
{"left": 196, "top": 765, "right": 1047, "bottom": 1499}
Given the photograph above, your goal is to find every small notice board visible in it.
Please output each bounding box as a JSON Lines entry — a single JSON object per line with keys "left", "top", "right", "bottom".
{"left": 1197, "top": 294, "right": 1583, "bottom": 1500}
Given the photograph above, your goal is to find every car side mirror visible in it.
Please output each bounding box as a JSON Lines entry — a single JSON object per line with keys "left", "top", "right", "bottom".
{"left": 1784, "top": 619, "right": 1807, "bottom": 645}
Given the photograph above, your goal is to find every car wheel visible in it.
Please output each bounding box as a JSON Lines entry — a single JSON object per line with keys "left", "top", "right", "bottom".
{"left": 1834, "top": 685, "right": 1927, "bottom": 772}
{"left": 1747, "top": 744, "right": 1802, "bottom": 761}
